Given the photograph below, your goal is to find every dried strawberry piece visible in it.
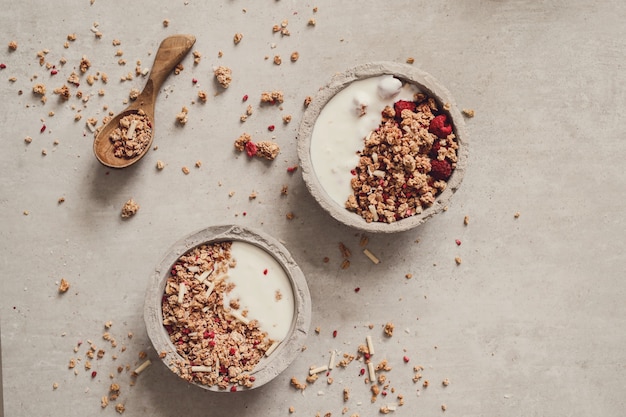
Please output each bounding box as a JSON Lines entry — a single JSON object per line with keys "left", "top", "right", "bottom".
{"left": 430, "top": 159, "right": 452, "bottom": 181}
{"left": 393, "top": 100, "right": 416, "bottom": 118}
{"left": 245, "top": 141, "right": 257, "bottom": 157}
{"left": 429, "top": 114, "right": 453, "bottom": 138}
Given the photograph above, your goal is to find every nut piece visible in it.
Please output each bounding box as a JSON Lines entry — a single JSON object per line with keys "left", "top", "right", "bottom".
{"left": 121, "top": 198, "right": 139, "bottom": 218}
{"left": 58, "top": 278, "right": 70, "bottom": 293}
{"left": 383, "top": 322, "right": 394, "bottom": 337}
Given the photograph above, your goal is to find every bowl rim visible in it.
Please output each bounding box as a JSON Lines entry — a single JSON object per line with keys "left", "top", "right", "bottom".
{"left": 296, "top": 61, "right": 469, "bottom": 233}
{"left": 143, "top": 224, "right": 311, "bottom": 392}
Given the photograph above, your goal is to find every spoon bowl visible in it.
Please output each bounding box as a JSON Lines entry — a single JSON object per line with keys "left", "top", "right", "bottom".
{"left": 93, "top": 34, "right": 196, "bottom": 169}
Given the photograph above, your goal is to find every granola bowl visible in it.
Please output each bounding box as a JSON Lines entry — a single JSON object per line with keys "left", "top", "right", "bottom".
{"left": 144, "top": 225, "right": 311, "bottom": 392}
{"left": 297, "top": 62, "right": 468, "bottom": 233}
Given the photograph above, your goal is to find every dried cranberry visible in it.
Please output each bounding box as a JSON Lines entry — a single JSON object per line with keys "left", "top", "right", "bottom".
{"left": 263, "top": 268, "right": 268, "bottom": 275}
{"left": 359, "top": 368, "right": 365, "bottom": 376}
{"left": 403, "top": 355, "right": 410, "bottom": 363}
{"left": 40, "top": 124, "right": 46, "bottom": 133}
{"left": 287, "top": 165, "right": 298, "bottom": 173}
{"left": 354, "top": 287, "right": 360, "bottom": 293}
{"left": 267, "top": 125, "right": 275, "bottom": 132}
{"left": 230, "top": 385, "right": 237, "bottom": 392}
{"left": 192, "top": 78, "right": 198, "bottom": 84}
{"left": 332, "top": 330, "right": 337, "bottom": 338}
{"left": 229, "top": 347, "right": 236, "bottom": 355}
{"left": 91, "top": 371, "right": 97, "bottom": 378}
{"left": 209, "top": 340, "right": 216, "bottom": 347}
{"left": 50, "top": 69, "right": 58, "bottom": 75}
{"left": 455, "top": 239, "right": 461, "bottom": 246}
{"left": 0, "top": 63, "right": 6, "bottom": 69}
{"left": 249, "top": 376, "right": 256, "bottom": 382}
{"left": 242, "top": 94, "right": 248, "bottom": 102}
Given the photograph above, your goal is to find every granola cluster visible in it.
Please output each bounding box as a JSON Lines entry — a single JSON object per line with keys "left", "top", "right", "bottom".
{"left": 345, "top": 94, "right": 458, "bottom": 223}
{"left": 108, "top": 110, "right": 153, "bottom": 159}
{"left": 161, "top": 242, "right": 273, "bottom": 390}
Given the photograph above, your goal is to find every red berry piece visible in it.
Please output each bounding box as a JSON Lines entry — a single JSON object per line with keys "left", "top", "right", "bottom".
{"left": 430, "top": 159, "right": 452, "bottom": 181}
{"left": 428, "top": 114, "right": 453, "bottom": 138}
{"left": 245, "top": 141, "right": 257, "bottom": 157}
{"left": 393, "top": 100, "right": 416, "bottom": 120}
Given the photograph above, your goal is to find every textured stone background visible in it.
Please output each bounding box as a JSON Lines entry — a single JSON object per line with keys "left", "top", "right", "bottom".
{"left": 1, "top": 1, "right": 625, "bottom": 416}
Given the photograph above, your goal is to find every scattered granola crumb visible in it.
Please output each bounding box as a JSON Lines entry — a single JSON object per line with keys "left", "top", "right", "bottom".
{"left": 383, "top": 322, "right": 394, "bottom": 337}
{"left": 441, "top": 404, "right": 447, "bottom": 412}
{"left": 115, "top": 403, "right": 125, "bottom": 414}
{"left": 290, "top": 376, "right": 306, "bottom": 391}
{"left": 24, "top": 136, "right": 32, "bottom": 144}
{"left": 303, "top": 96, "right": 312, "bottom": 107}
{"left": 308, "top": 18, "right": 316, "bottom": 26}
{"left": 198, "top": 90, "right": 208, "bottom": 103}
{"left": 162, "top": 19, "right": 170, "bottom": 27}
{"left": 181, "top": 166, "right": 190, "bottom": 175}
{"left": 57, "top": 197, "right": 65, "bottom": 204}
{"left": 256, "top": 141, "right": 280, "bottom": 160}
{"left": 233, "top": 33, "right": 243, "bottom": 44}
{"left": 406, "top": 57, "right": 415, "bottom": 64}
{"left": 129, "top": 88, "right": 140, "bottom": 100}
{"left": 462, "top": 109, "right": 475, "bottom": 118}
{"left": 101, "top": 396, "right": 109, "bottom": 408}
{"left": 463, "top": 215, "right": 470, "bottom": 225}
{"left": 58, "top": 278, "right": 70, "bottom": 293}
{"left": 195, "top": 160, "right": 202, "bottom": 168}
{"left": 121, "top": 199, "right": 139, "bottom": 218}
{"left": 214, "top": 66, "right": 232, "bottom": 88}
{"left": 282, "top": 114, "right": 292, "bottom": 124}
{"left": 454, "top": 257, "right": 462, "bottom": 265}
{"left": 289, "top": 406, "right": 295, "bottom": 413}
{"left": 176, "top": 106, "right": 189, "bottom": 125}
{"left": 514, "top": 212, "right": 520, "bottom": 218}
{"left": 52, "top": 382, "right": 59, "bottom": 390}
{"left": 79, "top": 55, "right": 91, "bottom": 73}
{"left": 442, "top": 378, "right": 450, "bottom": 386}
{"left": 32, "top": 83, "right": 46, "bottom": 95}
{"left": 192, "top": 50, "right": 201, "bottom": 64}
{"left": 156, "top": 160, "right": 165, "bottom": 170}
{"left": 405, "top": 273, "right": 412, "bottom": 279}
{"left": 249, "top": 191, "right": 257, "bottom": 200}
{"left": 8, "top": 40, "right": 17, "bottom": 51}
{"left": 273, "top": 55, "right": 282, "bottom": 65}
{"left": 260, "top": 90, "right": 284, "bottom": 104}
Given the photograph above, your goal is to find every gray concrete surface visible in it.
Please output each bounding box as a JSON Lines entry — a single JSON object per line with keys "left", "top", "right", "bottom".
{"left": 2, "top": 1, "right": 626, "bottom": 416}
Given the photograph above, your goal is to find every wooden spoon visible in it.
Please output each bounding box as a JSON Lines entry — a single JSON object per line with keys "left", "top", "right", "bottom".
{"left": 93, "top": 34, "right": 196, "bottom": 168}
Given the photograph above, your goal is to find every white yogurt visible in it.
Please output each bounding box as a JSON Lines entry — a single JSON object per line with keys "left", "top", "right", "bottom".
{"left": 310, "top": 75, "right": 421, "bottom": 207}
{"left": 224, "top": 241, "right": 294, "bottom": 342}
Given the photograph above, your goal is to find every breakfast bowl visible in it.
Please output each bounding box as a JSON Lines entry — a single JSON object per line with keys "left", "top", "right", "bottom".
{"left": 144, "top": 225, "right": 311, "bottom": 391}
{"left": 297, "top": 62, "right": 468, "bottom": 233}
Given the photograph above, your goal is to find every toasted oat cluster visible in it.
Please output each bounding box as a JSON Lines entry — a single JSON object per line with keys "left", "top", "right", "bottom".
{"left": 214, "top": 66, "right": 232, "bottom": 88}
{"left": 162, "top": 242, "right": 272, "bottom": 390}
{"left": 108, "top": 110, "right": 153, "bottom": 159}
{"left": 120, "top": 198, "right": 139, "bottom": 218}
{"left": 345, "top": 94, "right": 458, "bottom": 223}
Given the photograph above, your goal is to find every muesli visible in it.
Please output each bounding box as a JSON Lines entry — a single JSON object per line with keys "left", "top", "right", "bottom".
{"left": 161, "top": 242, "right": 274, "bottom": 390}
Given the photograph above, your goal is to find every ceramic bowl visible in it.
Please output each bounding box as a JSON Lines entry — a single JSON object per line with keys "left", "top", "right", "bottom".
{"left": 297, "top": 62, "right": 468, "bottom": 233}
{"left": 144, "top": 225, "right": 311, "bottom": 391}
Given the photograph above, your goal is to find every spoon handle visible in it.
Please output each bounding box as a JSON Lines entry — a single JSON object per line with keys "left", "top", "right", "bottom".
{"left": 145, "top": 34, "right": 196, "bottom": 96}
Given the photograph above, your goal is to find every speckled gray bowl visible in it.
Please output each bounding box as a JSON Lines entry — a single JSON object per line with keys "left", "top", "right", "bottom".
{"left": 297, "top": 62, "right": 468, "bottom": 233}
{"left": 144, "top": 225, "right": 311, "bottom": 391}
